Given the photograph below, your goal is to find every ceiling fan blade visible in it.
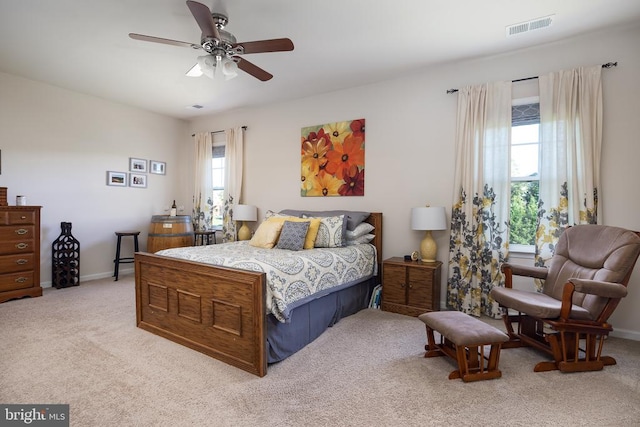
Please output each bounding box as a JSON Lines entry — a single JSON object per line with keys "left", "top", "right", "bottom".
{"left": 234, "top": 38, "right": 294, "bottom": 54}
{"left": 129, "top": 33, "right": 201, "bottom": 50}
{"left": 236, "top": 57, "right": 273, "bottom": 81}
{"left": 186, "top": 0, "right": 221, "bottom": 40}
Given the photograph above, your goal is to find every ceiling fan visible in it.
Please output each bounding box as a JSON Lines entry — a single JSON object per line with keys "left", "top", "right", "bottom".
{"left": 129, "top": 0, "right": 294, "bottom": 81}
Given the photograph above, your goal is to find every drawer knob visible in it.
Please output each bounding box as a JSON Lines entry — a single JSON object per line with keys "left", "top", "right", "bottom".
{"left": 15, "top": 277, "right": 27, "bottom": 283}
{"left": 15, "top": 229, "right": 28, "bottom": 235}
{"left": 21, "top": 216, "right": 27, "bottom": 219}
{"left": 16, "top": 259, "right": 28, "bottom": 265}
{"left": 16, "top": 243, "right": 29, "bottom": 249}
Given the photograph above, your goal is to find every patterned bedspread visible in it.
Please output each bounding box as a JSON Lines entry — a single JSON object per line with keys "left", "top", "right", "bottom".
{"left": 155, "top": 241, "right": 377, "bottom": 323}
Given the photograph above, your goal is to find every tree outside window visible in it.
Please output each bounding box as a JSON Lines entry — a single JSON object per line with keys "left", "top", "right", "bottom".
{"left": 510, "top": 103, "right": 540, "bottom": 247}
{"left": 212, "top": 146, "right": 225, "bottom": 228}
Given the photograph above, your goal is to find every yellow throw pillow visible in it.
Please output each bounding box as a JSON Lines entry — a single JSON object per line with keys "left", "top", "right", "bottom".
{"left": 249, "top": 219, "right": 285, "bottom": 249}
{"left": 263, "top": 216, "right": 320, "bottom": 249}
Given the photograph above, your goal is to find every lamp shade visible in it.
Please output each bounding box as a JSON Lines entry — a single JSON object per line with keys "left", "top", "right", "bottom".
{"left": 411, "top": 206, "right": 447, "bottom": 231}
{"left": 234, "top": 204, "right": 257, "bottom": 222}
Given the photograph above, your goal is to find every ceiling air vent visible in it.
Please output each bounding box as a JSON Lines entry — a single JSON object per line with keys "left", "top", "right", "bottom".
{"left": 506, "top": 15, "right": 554, "bottom": 37}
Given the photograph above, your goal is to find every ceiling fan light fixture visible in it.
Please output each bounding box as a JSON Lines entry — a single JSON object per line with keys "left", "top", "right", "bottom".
{"left": 222, "top": 58, "right": 238, "bottom": 80}
{"left": 196, "top": 55, "right": 217, "bottom": 79}
{"left": 187, "top": 55, "right": 237, "bottom": 80}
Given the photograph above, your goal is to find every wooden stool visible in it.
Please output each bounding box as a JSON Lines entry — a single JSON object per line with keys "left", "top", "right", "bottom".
{"left": 418, "top": 311, "right": 509, "bottom": 382}
{"left": 113, "top": 231, "right": 140, "bottom": 281}
{"left": 194, "top": 230, "right": 216, "bottom": 246}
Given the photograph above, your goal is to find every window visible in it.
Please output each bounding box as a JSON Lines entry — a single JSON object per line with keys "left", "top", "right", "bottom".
{"left": 211, "top": 145, "right": 225, "bottom": 228}
{"left": 510, "top": 102, "right": 540, "bottom": 248}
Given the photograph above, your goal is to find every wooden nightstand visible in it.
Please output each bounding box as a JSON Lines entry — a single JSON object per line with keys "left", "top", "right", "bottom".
{"left": 381, "top": 257, "right": 442, "bottom": 317}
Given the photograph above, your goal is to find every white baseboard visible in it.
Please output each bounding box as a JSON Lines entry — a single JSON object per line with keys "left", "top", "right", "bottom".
{"left": 611, "top": 327, "right": 640, "bottom": 341}
{"left": 40, "top": 268, "right": 134, "bottom": 288}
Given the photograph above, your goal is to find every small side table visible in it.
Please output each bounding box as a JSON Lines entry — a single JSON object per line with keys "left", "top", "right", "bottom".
{"left": 194, "top": 230, "right": 216, "bottom": 246}
{"left": 381, "top": 257, "right": 442, "bottom": 317}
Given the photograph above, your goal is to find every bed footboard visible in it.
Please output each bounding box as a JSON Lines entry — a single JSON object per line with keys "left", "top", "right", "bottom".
{"left": 135, "top": 252, "right": 267, "bottom": 377}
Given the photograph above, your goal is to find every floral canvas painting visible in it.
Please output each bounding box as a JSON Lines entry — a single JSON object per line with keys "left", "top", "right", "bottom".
{"left": 301, "top": 118, "right": 365, "bottom": 197}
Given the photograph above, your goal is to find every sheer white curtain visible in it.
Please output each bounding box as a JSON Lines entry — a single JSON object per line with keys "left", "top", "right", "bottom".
{"left": 221, "top": 127, "right": 245, "bottom": 242}
{"left": 447, "top": 81, "right": 512, "bottom": 318}
{"left": 193, "top": 132, "right": 213, "bottom": 231}
{"left": 534, "top": 66, "right": 602, "bottom": 272}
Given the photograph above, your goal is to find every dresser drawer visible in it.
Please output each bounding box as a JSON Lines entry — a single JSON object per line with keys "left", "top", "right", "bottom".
{"left": 0, "top": 253, "right": 35, "bottom": 273}
{"left": 0, "top": 271, "right": 35, "bottom": 292}
{"left": 0, "top": 239, "right": 34, "bottom": 255}
{"left": 8, "top": 210, "right": 36, "bottom": 225}
{"left": 0, "top": 225, "right": 36, "bottom": 241}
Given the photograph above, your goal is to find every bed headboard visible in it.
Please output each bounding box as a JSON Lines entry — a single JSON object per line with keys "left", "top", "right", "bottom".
{"left": 364, "top": 212, "right": 383, "bottom": 267}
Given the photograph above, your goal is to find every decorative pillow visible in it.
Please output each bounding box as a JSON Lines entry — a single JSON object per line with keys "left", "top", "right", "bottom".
{"left": 307, "top": 215, "right": 345, "bottom": 248}
{"left": 261, "top": 216, "right": 320, "bottom": 249}
{"left": 345, "top": 222, "right": 375, "bottom": 240}
{"left": 275, "top": 221, "right": 311, "bottom": 251}
{"left": 280, "top": 209, "right": 370, "bottom": 231}
{"left": 345, "top": 233, "right": 375, "bottom": 246}
{"left": 264, "top": 210, "right": 292, "bottom": 220}
{"left": 299, "top": 210, "right": 369, "bottom": 231}
{"left": 249, "top": 219, "right": 284, "bottom": 249}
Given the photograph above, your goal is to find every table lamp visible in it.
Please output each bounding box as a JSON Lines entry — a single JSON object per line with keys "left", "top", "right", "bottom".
{"left": 411, "top": 206, "right": 447, "bottom": 262}
{"left": 234, "top": 204, "right": 257, "bottom": 241}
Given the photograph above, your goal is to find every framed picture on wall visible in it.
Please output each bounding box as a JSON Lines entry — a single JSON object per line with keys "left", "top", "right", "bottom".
{"left": 129, "top": 173, "right": 147, "bottom": 188}
{"left": 106, "top": 171, "right": 127, "bottom": 187}
{"left": 129, "top": 157, "right": 147, "bottom": 173}
{"left": 149, "top": 160, "right": 166, "bottom": 175}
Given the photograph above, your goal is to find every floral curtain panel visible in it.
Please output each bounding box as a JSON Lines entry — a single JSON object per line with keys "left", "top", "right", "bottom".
{"left": 447, "top": 81, "right": 512, "bottom": 318}
{"left": 221, "top": 127, "right": 244, "bottom": 242}
{"left": 534, "top": 66, "right": 603, "bottom": 276}
{"left": 193, "top": 132, "right": 214, "bottom": 231}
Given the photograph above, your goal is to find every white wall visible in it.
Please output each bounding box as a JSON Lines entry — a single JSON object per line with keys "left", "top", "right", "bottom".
{"left": 0, "top": 72, "right": 189, "bottom": 284}
{"left": 188, "top": 24, "right": 640, "bottom": 339}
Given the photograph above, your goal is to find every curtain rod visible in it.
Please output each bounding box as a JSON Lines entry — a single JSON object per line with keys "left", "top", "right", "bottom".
{"left": 191, "top": 126, "right": 247, "bottom": 137}
{"left": 445, "top": 62, "right": 618, "bottom": 94}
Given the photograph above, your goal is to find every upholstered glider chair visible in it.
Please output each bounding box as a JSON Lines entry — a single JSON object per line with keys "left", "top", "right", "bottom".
{"left": 490, "top": 225, "right": 640, "bottom": 373}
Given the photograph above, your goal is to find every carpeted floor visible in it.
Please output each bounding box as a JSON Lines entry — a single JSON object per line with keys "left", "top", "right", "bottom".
{"left": 1, "top": 275, "right": 639, "bottom": 426}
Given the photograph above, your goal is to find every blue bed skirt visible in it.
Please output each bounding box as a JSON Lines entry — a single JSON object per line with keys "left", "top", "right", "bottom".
{"left": 266, "top": 277, "right": 377, "bottom": 363}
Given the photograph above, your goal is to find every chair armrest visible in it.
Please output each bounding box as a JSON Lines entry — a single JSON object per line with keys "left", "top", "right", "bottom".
{"left": 502, "top": 263, "right": 548, "bottom": 278}
{"left": 559, "top": 279, "right": 628, "bottom": 320}
{"left": 567, "top": 278, "right": 628, "bottom": 299}
{"left": 501, "top": 263, "right": 548, "bottom": 289}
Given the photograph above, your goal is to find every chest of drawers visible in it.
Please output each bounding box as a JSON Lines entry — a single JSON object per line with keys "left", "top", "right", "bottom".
{"left": 0, "top": 206, "right": 42, "bottom": 303}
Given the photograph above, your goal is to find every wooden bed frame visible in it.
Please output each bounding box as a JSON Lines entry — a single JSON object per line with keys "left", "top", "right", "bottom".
{"left": 135, "top": 212, "right": 383, "bottom": 377}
